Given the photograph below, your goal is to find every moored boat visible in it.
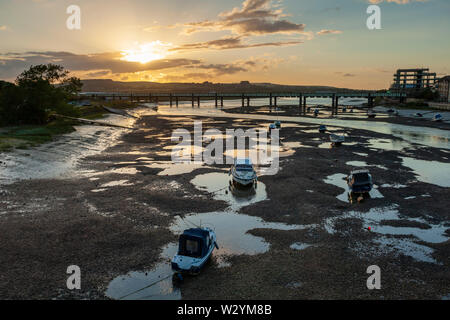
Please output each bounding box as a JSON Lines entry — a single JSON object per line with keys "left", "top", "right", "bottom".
{"left": 172, "top": 228, "right": 218, "bottom": 275}
{"left": 230, "top": 158, "right": 258, "bottom": 188}
{"left": 319, "top": 125, "right": 327, "bottom": 133}
{"left": 433, "top": 114, "right": 443, "bottom": 122}
{"left": 368, "top": 110, "right": 376, "bottom": 118}
{"left": 330, "top": 134, "right": 345, "bottom": 146}
{"left": 274, "top": 120, "right": 281, "bottom": 129}
{"left": 347, "top": 169, "right": 373, "bottom": 194}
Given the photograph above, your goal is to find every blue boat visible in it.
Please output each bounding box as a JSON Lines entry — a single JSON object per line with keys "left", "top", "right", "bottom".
{"left": 172, "top": 228, "right": 218, "bottom": 275}
{"left": 433, "top": 114, "right": 443, "bottom": 122}
{"left": 347, "top": 170, "right": 373, "bottom": 194}
{"left": 319, "top": 125, "right": 327, "bottom": 133}
{"left": 274, "top": 121, "right": 281, "bottom": 129}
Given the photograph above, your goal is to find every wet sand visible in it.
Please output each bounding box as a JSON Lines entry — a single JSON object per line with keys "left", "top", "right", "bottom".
{"left": 0, "top": 105, "right": 449, "bottom": 300}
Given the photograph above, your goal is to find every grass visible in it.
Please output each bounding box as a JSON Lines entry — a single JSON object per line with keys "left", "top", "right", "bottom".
{"left": 0, "top": 120, "right": 76, "bottom": 152}
{"left": 0, "top": 100, "right": 139, "bottom": 152}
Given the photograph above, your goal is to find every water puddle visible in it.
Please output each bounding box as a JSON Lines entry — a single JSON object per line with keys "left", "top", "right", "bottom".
{"left": 401, "top": 157, "right": 450, "bottom": 188}
{"left": 366, "top": 138, "right": 414, "bottom": 151}
{"left": 323, "top": 173, "right": 384, "bottom": 203}
{"left": 145, "top": 162, "right": 211, "bottom": 176}
{"left": 324, "top": 205, "right": 449, "bottom": 264}
{"left": 106, "top": 243, "right": 181, "bottom": 300}
{"left": 190, "top": 172, "right": 267, "bottom": 210}
{"left": 170, "top": 211, "right": 316, "bottom": 262}
{"left": 290, "top": 243, "right": 314, "bottom": 251}
{"left": 346, "top": 161, "right": 388, "bottom": 170}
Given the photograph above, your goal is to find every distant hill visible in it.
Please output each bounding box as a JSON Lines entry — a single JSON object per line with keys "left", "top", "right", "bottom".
{"left": 81, "top": 79, "right": 367, "bottom": 94}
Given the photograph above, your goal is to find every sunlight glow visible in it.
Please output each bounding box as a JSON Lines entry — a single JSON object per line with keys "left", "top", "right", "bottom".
{"left": 120, "top": 41, "right": 172, "bottom": 64}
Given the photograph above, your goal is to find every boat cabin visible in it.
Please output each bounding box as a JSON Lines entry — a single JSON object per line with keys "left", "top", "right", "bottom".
{"left": 348, "top": 170, "right": 373, "bottom": 193}
{"left": 177, "top": 228, "right": 211, "bottom": 259}
{"left": 234, "top": 159, "right": 254, "bottom": 172}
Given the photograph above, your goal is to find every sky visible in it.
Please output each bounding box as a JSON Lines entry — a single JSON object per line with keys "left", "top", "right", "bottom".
{"left": 0, "top": 0, "right": 449, "bottom": 89}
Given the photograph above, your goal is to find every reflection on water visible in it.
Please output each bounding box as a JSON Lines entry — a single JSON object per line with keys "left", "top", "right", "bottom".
{"left": 323, "top": 173, "right": 384, "bottom": 203}
{"left": 290, "top": 243, "right": 314, "bottom": 251}
{"left": 401, "top": 157, "right": 450, "bottom": 188}
{"left": 157, "top": 105, "right": 450, "bottom": 150}
{"left": 190, "top": 172, "right": 267, "bottom": 211}
{"left": 170, "top": 211, "right": 315, "bottom": 261}
{"left": 105, "top": 243, "right": 181, "bottom": 300}
{"left": 324, "top": 205, "right": 448, "bottom": 264}
{"left": 366, "top": 138, "right": 414, "bottom": 151}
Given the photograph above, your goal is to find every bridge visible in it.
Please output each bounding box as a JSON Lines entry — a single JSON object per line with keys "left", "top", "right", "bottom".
{"left": 79, "top": 91, "right": 407, "bottom": 115}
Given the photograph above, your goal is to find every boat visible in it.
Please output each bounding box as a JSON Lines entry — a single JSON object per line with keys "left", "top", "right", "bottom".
{"left": 274, "top": 121, "right": 281, "bottom": 129}
{"left": 433, "top": 114, "right": 443, "bottom": 122}
{"left": 347, "top": 169, "right": 373, "bottom": 194}
{"left": 367, "top": 110, "right": 376, "bottom": 118}
{"left": 414, "top": 112, "right": 424, "bottom": 118}
{"left": 319, "top": 125, "right": 327, "bottom": 133}
{"left": 171, "top": 228, "right": 218, "bottom": 275}
{"left": 330, "top": 134, "right": 345, "bottom": 146}
{"left": 314, "top": 109, "right": 320, "bottom": 117}
{"left": 230, "top": 158, "right": 258, "bottom": 188}
{"left": 269, "top": 123, "right": 276, "bottom": 132}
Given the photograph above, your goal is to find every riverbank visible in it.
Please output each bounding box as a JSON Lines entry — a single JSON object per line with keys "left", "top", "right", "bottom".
{"left": 0, "top": 107, "right": 449, "bottom": 300}
{"left": 0, "top": 101, "right": 139, "bottom": 152}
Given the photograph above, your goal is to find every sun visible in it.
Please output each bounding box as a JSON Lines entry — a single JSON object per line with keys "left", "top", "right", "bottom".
{"left": 120, "top": 41, "right": 172, "bottom": 64}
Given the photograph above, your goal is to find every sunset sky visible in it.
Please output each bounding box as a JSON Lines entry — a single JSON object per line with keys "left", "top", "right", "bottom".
{"left": 0, "top": 0, "right": 449, "bottom": 89}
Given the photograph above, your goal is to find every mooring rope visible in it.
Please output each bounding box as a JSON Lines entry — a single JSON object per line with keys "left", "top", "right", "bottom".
{"left": 118, "top": 273, "right": 174, "bottom": 300}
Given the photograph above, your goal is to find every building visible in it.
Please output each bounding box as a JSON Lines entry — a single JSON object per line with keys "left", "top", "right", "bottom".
{"left": 391, "top": 68, "right": 437, "bottom": 92}
{"left": 436, "top": 76, "right": 450, "bottom": 103}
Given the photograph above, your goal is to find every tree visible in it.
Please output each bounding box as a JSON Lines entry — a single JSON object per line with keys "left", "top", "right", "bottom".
{"left": 0, "top": 64, "right": 82, "bottom": 125}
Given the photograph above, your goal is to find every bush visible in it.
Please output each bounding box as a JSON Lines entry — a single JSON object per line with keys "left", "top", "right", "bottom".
{"left": 0, "top": 64, "right": 82, "bottom": 126}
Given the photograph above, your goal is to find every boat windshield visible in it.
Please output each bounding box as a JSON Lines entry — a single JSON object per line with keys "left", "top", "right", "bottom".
{"left": 236, "top": 165, "right": 253, "bottom": 172}
{"left": 179, "top": 237, "right": 203, "bottom": 258}
{"left": 353, "top": 173, "right": 370, "bottom": 184}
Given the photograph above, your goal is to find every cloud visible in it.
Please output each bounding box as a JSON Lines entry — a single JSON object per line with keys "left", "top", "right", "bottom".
{"left": 317, "top": 29, "right": 343, "bottom": 35}
{"left": 181, "top": 0, "right": 305, "bottom": 36}
{"left": 0, "top": 25, "right": 9, "bottom": 31}
{"left": 170, "top": 36, "right": 302, "bottom": 52}
{"left": 0, "top": 51, "right": 201, "bottom": 80}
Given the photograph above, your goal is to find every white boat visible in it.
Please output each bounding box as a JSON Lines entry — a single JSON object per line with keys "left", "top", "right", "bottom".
{"left": 330, "top": 134, "right": 345, "bottom": 146}
{"left": 172, "top": 227, "right": 218, "bottom": 275}
{"left": 230, "top": 158, "right": 257, "bottom": 188}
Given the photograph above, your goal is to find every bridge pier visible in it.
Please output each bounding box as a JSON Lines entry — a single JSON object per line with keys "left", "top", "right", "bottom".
{"left": 269, "top": 93, "right": 273, "bottom": 108}
{"left": 368, "top": 94, "right": 374, "bottom": 108}
{"left": 170, "top": 94, "right": 173, "bottom": 107}
{"left": 221, "top": 97, "right": 224, "bottom": 107}
{"left": 176, "top": 97, "right": 179, "bottom": 107}
{"left": 197, "top": 96, "right": 200, "bottom": 108}
{"left": 192, "top": 94, "right": 195, "bottom": 108}
{"left": 274, "top": 97, "right": 277, "bottom": 107}
{"left": 247, "top": 97, "right": 250, "bottom": 107}
{"left": 215, "top": 94, "right": 218, "bottom": 108}
{"left": 242, "top": 94, "right": 245, "bottom": 108}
